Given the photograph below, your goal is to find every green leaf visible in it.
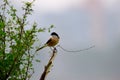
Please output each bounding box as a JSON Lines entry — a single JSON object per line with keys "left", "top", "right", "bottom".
{"left": 0, "top": 22, "right": 5, "bottom": 28}
{"left": 48, "top": 24, "right": 55, "bottom": 32}
{"left": 35, "top": 59, "right": 40, "bottom": 62}
{"left": 50, "top": 24, "right": 54, "bottom": 28}
{"left": 38, "top": 28, "right": 46, "bottom": 32}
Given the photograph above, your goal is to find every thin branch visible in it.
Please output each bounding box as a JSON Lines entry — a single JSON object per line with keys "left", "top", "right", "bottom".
{"left": 57, "top": 45, "right": 95, "bottom": 53}
{"left": 0, "top": 13, "right": 6, "bottom": 60}
{"left": 5, "top": 55, "right": 18, "bottom": 79}
{"left": 40, "top": 48, "right": 57, "bottom": 80}
{"left": 24, "top": 48, "right": 30, "bottom": 80}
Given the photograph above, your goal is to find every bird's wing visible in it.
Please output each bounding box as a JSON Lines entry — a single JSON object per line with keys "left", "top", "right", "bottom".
{"left": 36, "top": 38, "right": 52, "bottom": 52}
{"left": 36, "top": 44, "right": 47, "bottom": 52}
{"left": 46, "top": 38, "right": 52, "bottom": 44}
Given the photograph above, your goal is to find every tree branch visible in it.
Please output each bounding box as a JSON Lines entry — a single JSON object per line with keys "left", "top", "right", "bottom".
{"left": 40, "top": 48, "right": 57, "bottom": 80}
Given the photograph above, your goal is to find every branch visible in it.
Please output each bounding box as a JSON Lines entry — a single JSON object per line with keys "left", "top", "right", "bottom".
{"left": 5, "top": 55, "right": 18, "bottom": 79}
{"left": 40, "top": 48, "right": 57, "bottom": 80}
{"left": 0, "top": 14, "right": 6, "bottom": 59}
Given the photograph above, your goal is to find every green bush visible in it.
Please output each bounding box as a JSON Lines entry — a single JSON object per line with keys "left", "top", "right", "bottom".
{"left": 0, "top": 0, "right": 47, "bottom": 80}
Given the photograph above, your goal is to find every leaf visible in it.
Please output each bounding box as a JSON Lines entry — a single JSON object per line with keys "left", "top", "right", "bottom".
{"left": 0, "top": 22, "right": 5, "bottom": 28}
{"left": 48, "top": 24, "right": 55, "bottom": 32}
{"left": 35, "top": 59, "right": 40, "bottom": 62}
{"left": 50, "top": 25, "right": 54, "bottom": 28}
{"left": 38, "top": 28, "right": 46, "bottom": 32}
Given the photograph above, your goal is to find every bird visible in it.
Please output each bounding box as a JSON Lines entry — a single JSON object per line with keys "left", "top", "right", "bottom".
{"left": 36, "top": 32, "right": 60, "bottom": 51}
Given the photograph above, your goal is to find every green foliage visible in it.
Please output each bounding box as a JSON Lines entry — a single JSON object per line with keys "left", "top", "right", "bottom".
{"left": 0, "top": 0, "right": 52, "bottom": 80}
{"left": 48, "top": 25, "right": 54, "bottom": 32}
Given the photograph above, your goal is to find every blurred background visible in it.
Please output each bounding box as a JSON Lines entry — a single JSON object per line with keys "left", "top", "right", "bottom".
{"left": 6, "top": 0, "right": 120, "bottom": 80}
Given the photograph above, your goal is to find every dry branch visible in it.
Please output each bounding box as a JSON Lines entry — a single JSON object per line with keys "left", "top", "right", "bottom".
{"left": 40, "top": 48, "right": 57, "bottom": 80}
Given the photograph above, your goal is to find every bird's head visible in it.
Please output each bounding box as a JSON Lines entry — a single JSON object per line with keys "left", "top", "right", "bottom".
{"left": 51, "top": 32, "right": 60, "bottom": 39}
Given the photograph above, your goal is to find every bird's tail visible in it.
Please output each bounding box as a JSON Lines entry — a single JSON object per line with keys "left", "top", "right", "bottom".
{"left": 36, "top": 44, "right": 47, "bottom": 52}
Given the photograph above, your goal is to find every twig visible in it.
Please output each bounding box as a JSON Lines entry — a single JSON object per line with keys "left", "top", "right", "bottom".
{"left": 40, "top": 48, "right": 57, "bottom": 80}
{"left": 5, "top": 54, "right": 19, "bottom": 80}
{"left": 57, "top": 45, "right": 95, "bottom": 52}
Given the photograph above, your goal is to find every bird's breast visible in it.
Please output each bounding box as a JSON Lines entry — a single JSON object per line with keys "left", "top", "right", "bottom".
{"left": 47, "top": 37, "right": 59, "bottom": 47}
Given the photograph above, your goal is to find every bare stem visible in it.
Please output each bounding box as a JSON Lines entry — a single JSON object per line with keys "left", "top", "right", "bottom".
{"left": 40, "top": 48, "right": 57, "bottom": 80}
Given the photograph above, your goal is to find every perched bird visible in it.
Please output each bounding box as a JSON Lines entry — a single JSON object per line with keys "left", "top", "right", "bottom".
{"left": 36, "top": 32, "right": 60, "bottom": 51}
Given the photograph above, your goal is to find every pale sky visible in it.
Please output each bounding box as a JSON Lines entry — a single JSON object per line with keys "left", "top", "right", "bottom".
{"left": 36, "top": 0, "right": 119, "bottom": 15}
{"left": 11, "top": 0, "right": 118, "bottom": 13}
{"left": 1, "top": 0, "right": 120, "bottom": 80}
